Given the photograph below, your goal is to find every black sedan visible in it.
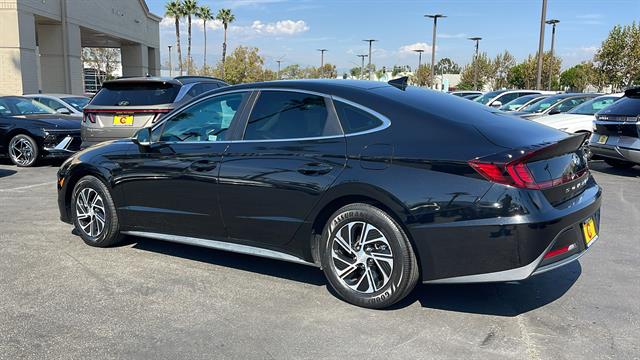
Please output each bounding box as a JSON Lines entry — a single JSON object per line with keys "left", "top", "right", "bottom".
{"left": 56, "top": 79, "right": 601, "bottom": 308}
{"left": 0, "top": 96, "right": 81, "bottom": 167}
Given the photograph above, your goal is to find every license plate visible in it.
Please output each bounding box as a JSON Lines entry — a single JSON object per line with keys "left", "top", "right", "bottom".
{"left": 597, "top": 135, "right": 608, "bottom": 144}
{"left": 582, "top": 217, "right": 597, "bottom": 247}
{"left": 113, "top": 115, "right": 134, "bottom": 126}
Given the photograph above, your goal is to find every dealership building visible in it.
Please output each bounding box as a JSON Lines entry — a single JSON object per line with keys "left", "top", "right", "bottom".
{"left": 0, "top": 0, "right": 161, "bottom": 96}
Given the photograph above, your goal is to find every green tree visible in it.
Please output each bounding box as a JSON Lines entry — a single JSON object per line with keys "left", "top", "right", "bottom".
{"left": 435, "top": 58, "right": 461, "bottom": 74}
{"left": 413, "top": 64, "right": 431, "bottom": 86}
{"left": 217, "top": 46, "right": 264, "bottom": 84}
{"left": 560, "top": 62, "right": 600, "bottom": 92}
{"left": 82, "top": 48, "right": 121, "bottom": 81}
{"left": 349, "top": 66, "right": 362, "bottom": 79}
{"left": 459, "top": 52, "right": 493, "bottom": 90}
{"left": 318, "top": 63, "right": 337, "bottom": 78}
{"left": 504, "top": 52, "right": 561, "bottom": 90}
{"left": 595, "top": 22, "right": 640, "bottom": 90}
{"left": 507, "top": 63, "right": 526, "bottom": 89}
{"left": 281, "top": 64, "right": 303, "bottom": 79}
{"left": 216, "top": 8, "right": 236, "bottom": 79}
{"left": 492, "top": 50, "right": 516, "bottom": 89}
{"left": 165, "top": 0, "right": 185, "bottom": 75}
{"left": 197, "top": 5, "right": 213, "bottom": 68}
{"left": 182, "top": 0, "right": 199, "bottom": 74}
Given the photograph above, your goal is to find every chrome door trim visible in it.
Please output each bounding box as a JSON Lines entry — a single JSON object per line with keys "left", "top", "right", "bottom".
{"left": 122, "top": 231, "right": 318, "bottom": 267}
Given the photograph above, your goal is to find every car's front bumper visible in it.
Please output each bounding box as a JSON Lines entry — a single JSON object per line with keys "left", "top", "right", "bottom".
{"left": 42, "top": 131, "right": 81, "bottom": 158}
{"left": 589, "top": 133, "right": 640, "bottom": 164}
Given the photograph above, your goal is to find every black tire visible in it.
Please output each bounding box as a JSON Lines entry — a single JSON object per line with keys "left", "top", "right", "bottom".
{"left": 604, "top": 158, "right": 635, "bottom": 169}
{"left": 8, "top": 134, "right": 39, "bottom": 167}
{"left": 71, "top": 175, "right": 123, "bottom": 247}
{"left": 320, "top": 203, "right": 419, "bottom": 309}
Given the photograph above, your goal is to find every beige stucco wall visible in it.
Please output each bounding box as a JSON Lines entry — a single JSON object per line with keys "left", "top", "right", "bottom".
{"left": 0, "top": 0, "right": 160, "bottom": 96}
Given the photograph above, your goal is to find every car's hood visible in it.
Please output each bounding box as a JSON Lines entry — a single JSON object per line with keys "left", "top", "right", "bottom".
{"left": 534, "top": 113, "right": 592, "bottom": 128}
{"left": 12, "top": 114, "right": 81, "bottom": 130}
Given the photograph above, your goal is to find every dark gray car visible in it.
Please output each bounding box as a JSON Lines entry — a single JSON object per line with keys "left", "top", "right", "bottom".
{"left": 81, "top": 76, "right": 228, "bottom": 148}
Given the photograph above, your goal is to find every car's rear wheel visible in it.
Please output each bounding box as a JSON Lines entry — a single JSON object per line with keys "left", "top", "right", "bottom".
{"left": 71, "top": 175, "right": 123, "bottom": 247}
{"left": 321, "top": 203, "right": 419, "bottom": 309}
{"left": 8, "top": 134, "right": 39, "bottom": 167}
{"left": 604, "top": 158, "right": 635, "bottom": 169}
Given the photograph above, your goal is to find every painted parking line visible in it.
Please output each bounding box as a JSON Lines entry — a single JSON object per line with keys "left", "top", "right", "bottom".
{"left": 0, "top": 182, "right": 54, "bottom": 192}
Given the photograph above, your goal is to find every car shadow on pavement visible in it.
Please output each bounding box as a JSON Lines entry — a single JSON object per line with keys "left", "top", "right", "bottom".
{"left": 0, "top": 168, "right": 17, "bottom": 178}
{"left": 589, "top": 160, "right": 640, "bottom": 177}
{"left": 395, "top": 261, "right": 582, "bottom": 316}
{"left": 127, "top": 236, "right": 327, "bottom": 286}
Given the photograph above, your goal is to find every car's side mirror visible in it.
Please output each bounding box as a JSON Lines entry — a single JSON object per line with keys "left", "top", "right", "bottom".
{"left": 133, "top": 127, "right": 151, "bottom": 146}
{"left": 56, "top": 108, "right": 71, "bottom": 115}
{"left": 548, "top": 108, "right": 561, "bottom": 115}
{"left": 490, "top": 101, "right": 502, "bottom": 108}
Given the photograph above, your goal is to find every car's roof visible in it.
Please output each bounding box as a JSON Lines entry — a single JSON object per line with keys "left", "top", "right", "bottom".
{"left": 104, "top": 76, "right": 227, "bottom": 87}
{"left": 24, "top": 93, "right": 87, "bottom": 98}
{"left": 220, "top": 79, "right": 393, "bottom": 93}
{"left": 549, "top": 93, "right": 600, "bottom": 100}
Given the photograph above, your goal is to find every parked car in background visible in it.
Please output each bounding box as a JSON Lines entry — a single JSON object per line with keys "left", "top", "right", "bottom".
{"left": 24, "top": 94, "right": 89, "bottom": 118}
{"left": 534, "top": 93, "right": 623, "bottom": 134}
{"left": 474, "top": 89, "right": 551, "bottom": 108}
{"left": 0, "top": 96, "right": 81, "bottom": 167}
{"left": 590, "top": 88, "right": 640, "bottom": 168}
{"left": 81, "top": 76, "right": 228, "bottom": 148}
{"left": 512, "top": 93, "right": 600, "bottom": 120}
{"left": 58, "top": 79, "right": 601, "bottom": 308}
{"left": 499, "top": 94, "right": 550, "bottom": 112}
{"left": 462, "top": 94, "right": 481, "bottom": 101}
{"left": 450, "top": 90, "right": 482, "bottom": 98}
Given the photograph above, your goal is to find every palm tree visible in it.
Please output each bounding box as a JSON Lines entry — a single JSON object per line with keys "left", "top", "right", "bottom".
{"left": 182, "top": 0, "right": 199, "bottom": 74}
{"left": 216, "top": 8, "right": 235, "bottom": 78}
{"left": 165, "top": 1, "right": 185, "bottom": 75}
{"left": 197, "top": 5, "right": 213, "bottom": 68}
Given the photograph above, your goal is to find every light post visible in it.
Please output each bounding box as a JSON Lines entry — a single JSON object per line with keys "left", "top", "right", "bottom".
{"left": 317, "top": 49, "right": 327, "bottom": 78}
{"left": 536, "top": 0, "right": 548, "bottom": 90}
{"left": 468, "top": 37, "right": 482, "bottom": 91}
{"left": 546, "top": 19, "right": 560, "bottom": 90}
{"left": 168, "top": 45, "right": 173, "bottom": 77}
{"left": 357, "top": 54, "right": 368, "bottom": 80}
{"left": 425, "top": 14, "right": 446, "bottom": 87}
{"left": 362, "top": 39, "right": 378, "bottom": 80}
{"left": 276, "top": 60, "right": 282, "bottom": 80}
{"left": 413, "top": 49, "right": 424, "bottom": 70}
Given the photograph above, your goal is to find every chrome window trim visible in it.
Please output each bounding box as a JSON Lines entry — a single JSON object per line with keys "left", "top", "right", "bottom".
{"left": 122, "top": 231, "right": 317, "bottom": 267}
{"left": 147, "top": 87, "right": 391, "bottom": 145}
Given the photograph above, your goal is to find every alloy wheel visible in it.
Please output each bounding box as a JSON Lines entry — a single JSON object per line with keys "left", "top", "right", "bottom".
{"left": 9, "top": 137, "right": 35, "bottom": 166}
{"left": 330, "top": 221, "right": 394, "bottom": 294}
{"left": 75, "top": 188, "right": 106, "bottom": 238}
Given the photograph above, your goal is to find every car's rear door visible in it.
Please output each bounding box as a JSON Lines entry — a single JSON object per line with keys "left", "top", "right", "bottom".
{"left": 116, "top": 91, "right": 251, "bottom": 239}
{"left": 218, "top": 89, "right": 347, "bottom": 247}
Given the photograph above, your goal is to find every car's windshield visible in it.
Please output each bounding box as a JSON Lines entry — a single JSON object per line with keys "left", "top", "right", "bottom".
{"left": 597, "top": 96, "right": 640, "bottom": 117}
{"left": 520, "top": 96, "right": 564, "bottom": 113}
{"left": 474, "top": 90, "right": 505, "bottom": 105}
{"left": 568, "top": 96, "right": 618, "bottom": 115}
{"left": 62, "top": 97, "right": 90, "bottom": 112}
{"left": 499, "top": 95, "right": 540, "bottom": 111}
{"left": 0, "top": 97, "right": 56, "bottom": 116}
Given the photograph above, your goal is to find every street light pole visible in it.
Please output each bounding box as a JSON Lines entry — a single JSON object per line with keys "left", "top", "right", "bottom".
{"left": 168, "top": 45, "right": 173, "bottom": 77}
{"left": 317, "top": 49, "right": 327, "bottom": 78}
{"left": 413, "top": 49, "right": 424, "bottom": 70}
{"left": 276, "top": 60, "right": 282, "bottom": 80}
{"left": 425, "top": 14, "right": 446, "bottom": 88}
{"left": 536, "top": 0, "right": 548, "bottom": 90}
{"left": 546, "top": 19, "right": 560, "bottom": 90}
{"left": 468, "top": 37, "right": 482, "bottom": 91}
{"left": 357, "top": 54, "right": 368, "bottom": 80}
{"left": 362, "top": 39, "right": 378, "bottom": 80}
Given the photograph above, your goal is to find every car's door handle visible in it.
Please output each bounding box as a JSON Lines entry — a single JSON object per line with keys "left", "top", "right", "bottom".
{"left": 190, "top": 160, "right": 218, "bottom": 172}
{"left": 298, "top": 163, "right": 333, "bottom": 175}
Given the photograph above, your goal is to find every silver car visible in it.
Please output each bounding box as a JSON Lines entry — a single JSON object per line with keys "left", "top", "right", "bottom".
{"left": 23, "top": 94, "right": 90, "bottom": 118}
{"left": 81, "top": 76, "right": 228, "bottom": 148}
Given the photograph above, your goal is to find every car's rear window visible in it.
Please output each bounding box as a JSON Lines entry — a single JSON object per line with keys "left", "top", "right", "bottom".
{"left": 597, "top": 97, "right": 640, "bottom": 117}
{"left": 91, "top": 82, "right": 180, "bottom": 106}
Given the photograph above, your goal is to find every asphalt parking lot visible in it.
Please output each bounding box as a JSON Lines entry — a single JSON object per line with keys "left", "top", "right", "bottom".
{"left": 0, "top": 159, "right": 638, "bottom": 359}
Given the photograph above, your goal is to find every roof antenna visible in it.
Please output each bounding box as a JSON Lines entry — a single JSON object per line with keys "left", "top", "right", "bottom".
{"left": 388, "top": 76, "right": 409, "bottom": 90}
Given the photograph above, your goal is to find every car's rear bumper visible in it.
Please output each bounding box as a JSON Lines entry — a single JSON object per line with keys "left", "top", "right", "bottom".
{"left": 411, "top": 178, "right": 602, "bottom": 283}
{"left": 589, "top": 133, "right": 640, "bottom": 164}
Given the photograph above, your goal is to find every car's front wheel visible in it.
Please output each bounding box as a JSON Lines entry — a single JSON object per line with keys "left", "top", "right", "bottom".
{"left": 71, "top": 175, "right": 123, "bottom": 247}
{"left": 321, "top": 203, "right": 419, "bottom": 308}
{"left": 8, "top": 134, "right": 39, "bottom": 167}
{"left": 604, "top": 158, "right": 635, "bottom": 169}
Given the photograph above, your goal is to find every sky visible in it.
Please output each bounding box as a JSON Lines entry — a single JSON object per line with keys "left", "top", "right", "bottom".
{"left": 146, "top": 0, "right": 640, "bottom": 74}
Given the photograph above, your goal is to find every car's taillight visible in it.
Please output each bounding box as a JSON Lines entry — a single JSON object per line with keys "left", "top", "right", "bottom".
{"left": 83, "top": 113, "right": 96, "bottom": 123}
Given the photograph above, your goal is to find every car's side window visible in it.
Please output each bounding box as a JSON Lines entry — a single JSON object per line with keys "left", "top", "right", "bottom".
{"left": 497, "top": 92, "right": 519, "bottom": 105}
{"left": 333, "top": 100, "right": 384, "bottom": 134}
{"left": 39, "top": 98, "right": 65, "bottom": 111}
{"left": 243, "top": 91, "right": 342, "bottom": 140}
{"left": 158, "top": 92, "right": 246, "bottom": 142}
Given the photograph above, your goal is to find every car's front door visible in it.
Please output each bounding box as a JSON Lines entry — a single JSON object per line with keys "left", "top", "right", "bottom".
{"left": 117, "top": 91, "right": 250, "bottom": 239}
{"left": 218, "top": 90, "right": 347, "bottom": 247}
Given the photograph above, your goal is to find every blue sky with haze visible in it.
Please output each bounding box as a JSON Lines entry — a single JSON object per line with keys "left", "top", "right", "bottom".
{"left": 147, "top": 0, "right": 640, "bottom": 73}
